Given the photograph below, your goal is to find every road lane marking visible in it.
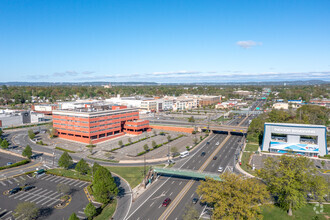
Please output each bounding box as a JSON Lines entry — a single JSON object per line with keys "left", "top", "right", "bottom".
{"left": 179, "top": 182, "right": 182, "bottom": 185}
{"left": 150, "top": 202, "right": 154, "bottom": 207}
{"left": 7, "top": 179, "right": 13, "bottom": 184}
{"left": 0, "top": 181, "right": 5, "bottom": 186}
{"left": 126, "top": 134, "right": 218, "bottom": 220}
{"left": 159, "top": 135, "right": 232, "bottom": 220}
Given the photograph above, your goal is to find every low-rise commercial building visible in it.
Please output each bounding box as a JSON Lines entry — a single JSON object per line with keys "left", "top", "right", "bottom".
{"left": 0, "top": 110, "right": 45, "bottom": 128}
{"left": 53, "top": 106, "right": 150, "bottom": 144}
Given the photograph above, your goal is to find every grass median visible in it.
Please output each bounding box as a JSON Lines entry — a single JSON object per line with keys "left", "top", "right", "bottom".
{"left": 106, "top": 166, "right": 146, "bottom": 188}
{"left": 262, "top": 204, "right": 330, "bottom": 219}
{"left": 46, "top": 168, "right": 92, "bottom": 182}
{"left": 94, "top": 199, "right": 117, "bottom": 220}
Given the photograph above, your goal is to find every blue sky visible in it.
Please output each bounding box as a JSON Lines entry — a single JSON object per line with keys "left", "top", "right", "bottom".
{"left": 0, "top": 0, "right": 329, "bottom": 83}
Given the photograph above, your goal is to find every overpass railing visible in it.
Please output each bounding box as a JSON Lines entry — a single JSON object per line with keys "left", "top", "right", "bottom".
{"left": 153, "top": 167, "right": 221, "bottom": 181}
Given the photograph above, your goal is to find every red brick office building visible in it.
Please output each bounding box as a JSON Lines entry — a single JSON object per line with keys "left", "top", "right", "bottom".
{"left": 52, "top": 106, "right": 151, "bottom": 144}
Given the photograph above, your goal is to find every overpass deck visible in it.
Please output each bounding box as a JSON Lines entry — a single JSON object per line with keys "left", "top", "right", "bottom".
{"left": 154, "top": 167, "right": 221, "bottom": 181}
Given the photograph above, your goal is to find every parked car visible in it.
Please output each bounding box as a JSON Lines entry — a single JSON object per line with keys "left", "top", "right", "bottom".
{"left": 23, "top": 186, "right": 35, "bottom": 191}
{"left": 162, "top": 198, "right": 171, "bottom": 207}
{"left": 6, "top": 162, "right": 13, "bottom": 166}
{"left": 206, "top": 141, "right": 210, "bottom": 144}
{"left": 192, "top": 198, "right": 199, "bottom": 204}
{"left": 9, "top": 187, "right": 21, "bottom": 195}
{"left": 201, "top": 152, "right": 206, "bottom": 156}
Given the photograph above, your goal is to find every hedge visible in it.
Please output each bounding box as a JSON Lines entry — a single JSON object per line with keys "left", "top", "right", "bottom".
{"left": 55, "top": 147, "right": 76, "bottom": 153}
{"left": 0, "top": 159, "right": 30, "bottom": 171}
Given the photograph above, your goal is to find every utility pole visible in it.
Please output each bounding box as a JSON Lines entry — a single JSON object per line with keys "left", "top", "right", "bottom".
{"left": 167, "top": 144, "right": 170, "bottom": 162}
{"left": 144, "top": 154, "right": 146, "bottom": 189}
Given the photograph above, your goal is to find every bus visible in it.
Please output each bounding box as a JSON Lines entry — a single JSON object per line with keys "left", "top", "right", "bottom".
{"left": 180, "top": 151, "right": 189, "bottom": 158}
{"left": 34, "top": 169, "right": 45, "bottom": 177}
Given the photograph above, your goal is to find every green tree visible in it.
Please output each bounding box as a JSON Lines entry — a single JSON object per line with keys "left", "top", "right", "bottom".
{"left": 193, "top": 138, "right": 198, "bottom": 144}
{"left": 56, "top": 183, "right": 70, "bottom": 195}
{"left": 84, "top": 202, "right": 97, "bottom": 219}
{"left": 152, "top": 140, "right": 157, "bottom": 149}
{"left": 197, "top": 173, "right": 269, "bottom": 219}
{"left": 58, "top": 152, "right": 73, "bottom": 169}
{"left": 118, "top": 140, "right": 123, "bottom": 147}
{"left": 0, "top": 129, "right": 3, "bottom": 136}
{"left": 68, "top": 213, "right": 79, "bottom": 220}
{"left": 22, "top": 145, "right": 32, "bottom": 159}
{"left": 28, "top": 129, "right": 35, "bottom": 140}
{"left": 143, "top": 144, "right": 149, "bottom": 152}
{"left": 75, "top": 159, "right": 90, "bottom": 174}
{"left": 257, "top": 155, "right": 327, "bottom": 216}
{"left": 1, "top": 139, "right": 9, "bottom": 149}
{"left": 92, "top": 166, "right": 118, "bottom": 203}
{"left": 14, "top": 202, "right": 39, "bottom": 220}
{"left": 153, "top": 130, "right": 157, "bottom": 136}
{"left": 170, "top": 146, "right": 178, "bottom": 156}
{"left": 188, "top": 116, "right": 195, "bottom": 123}
{"left": 128, "top": 137, "right": 132, "bottom": 143}
{"left": 167, "top": 135, "right": 171, "bottom": 142}
{"left": 92, "top": 162, "right": 101, "bottom": 177}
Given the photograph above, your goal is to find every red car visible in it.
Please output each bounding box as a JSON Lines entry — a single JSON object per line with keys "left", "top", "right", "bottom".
{"left": 162, "top": 198, "right": 171, "bottom": 207}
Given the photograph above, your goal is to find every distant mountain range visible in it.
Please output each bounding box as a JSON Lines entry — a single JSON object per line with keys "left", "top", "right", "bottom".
{"left": 0, "top": 80, "right": 328, "bottom": 86}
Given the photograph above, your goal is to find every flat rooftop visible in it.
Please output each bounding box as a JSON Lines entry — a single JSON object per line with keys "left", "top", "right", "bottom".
{"left": 265, "top": 122, "right": 326, "bottom": 128}
{"left": 53, "top": 108, "right": 138, "bottom": 117}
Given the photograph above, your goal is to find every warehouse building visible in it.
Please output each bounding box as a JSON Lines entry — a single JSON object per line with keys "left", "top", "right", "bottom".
{"left": 262, "top": 123, "right": 327, "bottom": 157}
{"left": 53, "top": 106, "right": 151, "bottom": 144}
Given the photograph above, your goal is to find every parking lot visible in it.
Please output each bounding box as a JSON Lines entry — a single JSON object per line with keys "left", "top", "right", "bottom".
{"left": 0, "top": 174, "right": 91, "bottom": 220}
{"left": 0, "top": 153, "right": 24, "bottom": 167}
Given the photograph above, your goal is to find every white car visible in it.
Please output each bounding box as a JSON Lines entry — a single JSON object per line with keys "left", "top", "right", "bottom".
{"left": 216, "top": 142, "right": 219, "bottom": 145}
{"left": 218, "top": 166, "right": 223, "bottom": 173}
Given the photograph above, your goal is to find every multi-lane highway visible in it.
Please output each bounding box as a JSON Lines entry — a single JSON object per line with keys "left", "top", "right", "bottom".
{"left": 126, "top": 99, "right": 267, "bottom": 220}
{"left": 126, "top": 133, "right": 243, "bottom": 220}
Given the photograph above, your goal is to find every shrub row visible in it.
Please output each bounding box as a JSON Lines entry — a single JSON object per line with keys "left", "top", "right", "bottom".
{"left": 136, "top": 134, "right": 186, "bottom": 156}
{"left": 46, "top": 169, "right": 92, "bottom": 182}
{"left": 110, "top": 134, "right": 157, "bottom": 152}
{"left": 55, "top": 147, "right": 76, "bottom": 153}
{"left": 0, "top": 159, "right": 30, "bottom": 171}
{"left": 86, "top": 144, "right": 96, "bottom": 148}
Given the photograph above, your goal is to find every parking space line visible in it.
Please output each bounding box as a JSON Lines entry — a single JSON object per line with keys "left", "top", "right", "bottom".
{"left": 1, "top": 210, "right": 12, "bottom": 218}
{"left": 68, "top": 179, "right": 80, "bottom": 186}
{"left": 35, "top": 191, "right": 57, "bottom": 204}
{"left": 25, "top": 189, "right": 48, "bottom": 201}
{"left": 53, "top": 176, "right": 65, "bottom": 183}
{"left": 18, "top": 188, "right": 44, "bottom": 200}
{"left": 15, "top": 214, "right": 24, "bottom": 220}
{"left": 77, "top": 215, "right": 85, "bottom": 219}
{"left": 7, "top": 179, "right": 13, "bottom": 184}
{"left": 77, "top": 182, "right": 88, "bottom": 188}
{"left": 61, "top": 178, "right": 76, "bottom": 184}
{"left": 0, "top": 209, "right": 8, "bottom": 216}
{"left": 41, "top": 193, "right": 62, "bottom": 206}
{"left": 46, "top": 176, "right": 59, "bottom": 182}
{"left": 12, "top": 187, "right": 40, "bottom": 199}
{"left": 47, "top": 199, "right": 60, "bottom": 207}
{"left": 13, "top": 178, "right": 19, "bottom": 182}
{"left": 29, "top": 190, "right": 53, "bottom": 203}
{"left": 19, "top": 176, "right": 25, "bottom": 180}
{"left": 40, "top": 175, "right": 51, "bottom": 180}
{"left": 0, "top": 181, "right": 5, "bottom": 186}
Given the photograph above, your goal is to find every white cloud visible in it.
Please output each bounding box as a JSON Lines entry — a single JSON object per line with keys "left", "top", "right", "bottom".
{"left": 236, "top": 40, "right": 262, "bottom": 49}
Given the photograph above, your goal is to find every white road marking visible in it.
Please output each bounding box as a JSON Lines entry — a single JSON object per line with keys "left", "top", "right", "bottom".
{"left": 1, "top": 210, "right": 12, "bottom": 218}
{"left": 69, "top": 179, "right": 80, "bottom": 186}
{"left": 171, "top": 181, "right": 174, "bottom": 184}
{"left": 179, "top": 181, "right": 182, "bottom": 185}
{"left": 35, "top": 191, "right": 57, "bottom": 204}
{"left": 7, "top": 179, "right": 13, "bottom": 184}
{"left": 13, "top": 178, "right": 19, "bottom": 182}
{"left": 169, "top": 192, "right": 173, "bottom": 196}
{"left": 149, "top": 202, "right": 154, "bottom": 207}
{"left": 0, "top": 181, "right": 6, "bottom": 186}
{"left": 19, "top": 176, "right": 25, "bottom": 180}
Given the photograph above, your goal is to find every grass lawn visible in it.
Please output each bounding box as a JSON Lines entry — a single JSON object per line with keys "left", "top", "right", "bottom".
{"left": 262, "top": 204, "right": 330, "bottom": 220}
{"left": 240, "top": 151, "right": 256, "bottom": 175}
{"left": 47, "top": 168, "right": 92, "bottom": 182}
{"left": 245, "top": 143, "right": 259, "bottom": 152}
{"left": 106, "top": 166, "right": 147, "bottom": 188}
{"left": 94, "top": 199, "right": 117, "bottom": 220}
